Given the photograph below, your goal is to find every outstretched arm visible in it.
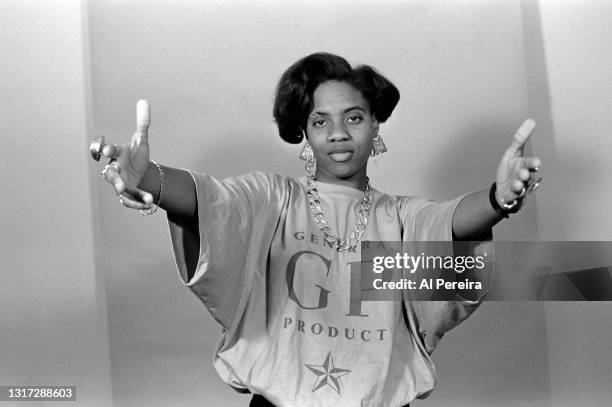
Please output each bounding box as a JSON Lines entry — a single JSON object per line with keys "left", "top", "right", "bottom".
{"left": 452, "top": 119, "right": 542, "bottom": 239}
{"left": 136, "top": 162, "right": 197, "bottom": 219}
{"left": 96, "top": 100, "right": 197, "bottom": 219}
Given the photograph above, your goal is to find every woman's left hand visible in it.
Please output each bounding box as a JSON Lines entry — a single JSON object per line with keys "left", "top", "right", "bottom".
{"left": 496, "top": 119, "right": 542, "bottom": 209}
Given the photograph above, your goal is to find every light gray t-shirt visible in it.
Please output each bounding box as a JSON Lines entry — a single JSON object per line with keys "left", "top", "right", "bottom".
{"left": 168, "top": 171, "right": 490, "bottom": 407}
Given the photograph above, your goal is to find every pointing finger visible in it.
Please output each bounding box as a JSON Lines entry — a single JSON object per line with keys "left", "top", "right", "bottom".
{"left": 513, "top": 119, "right": 536, "bottom": 150}
{"left": 136, "top": 99, "right": 150, "bottom": 144}
{"left": 505, "top": 119, "right": 536, "bottom": 158}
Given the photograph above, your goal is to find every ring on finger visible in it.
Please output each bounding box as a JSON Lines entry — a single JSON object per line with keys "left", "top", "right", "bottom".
{"left": 501, "top": 197, "right": 519, "bottom": 210}
{"left": 118, "top": 194, "right": 126, "bottom": 205}
{"left": 527, "top": 176, "right": 542, "bottom": 192}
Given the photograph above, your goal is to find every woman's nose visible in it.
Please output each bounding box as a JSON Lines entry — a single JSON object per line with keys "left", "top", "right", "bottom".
{"left": 328, "top": 122, "right": 350, "bottom": 142}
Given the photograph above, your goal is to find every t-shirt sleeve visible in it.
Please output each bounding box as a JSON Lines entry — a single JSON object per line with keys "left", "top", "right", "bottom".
{"left": 167, "top": 171, "right": 286, "bottom": 330}
{"left": 398, "top": 195, "right": 493, "bottom": 354}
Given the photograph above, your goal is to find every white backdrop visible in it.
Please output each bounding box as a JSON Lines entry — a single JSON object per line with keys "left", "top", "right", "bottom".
{"left": 89, "top": 1, "right": 543, "bottom": 406}
{"left": 1, "top": 0, "right": 611, "bottom": 406}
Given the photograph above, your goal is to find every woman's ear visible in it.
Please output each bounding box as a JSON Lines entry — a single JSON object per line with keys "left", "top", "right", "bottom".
{"left": 372, "top": 117, "right": 380, "bottom": 136}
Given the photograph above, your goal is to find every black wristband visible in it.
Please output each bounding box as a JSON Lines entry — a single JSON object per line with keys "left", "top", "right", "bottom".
{"left": 489, "top": 183, "right": 521, "bottom": 218}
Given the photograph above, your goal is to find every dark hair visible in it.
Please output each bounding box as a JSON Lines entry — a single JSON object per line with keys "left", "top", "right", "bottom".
{"left": 273, "top": 52, "right": 400, "bottom": 144}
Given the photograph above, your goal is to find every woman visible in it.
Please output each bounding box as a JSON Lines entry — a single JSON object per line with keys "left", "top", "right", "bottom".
{"left": 94, "top": 53, "right": 541, "bottom": 406}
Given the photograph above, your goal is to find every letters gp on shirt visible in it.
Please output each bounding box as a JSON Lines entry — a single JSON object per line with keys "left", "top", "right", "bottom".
{"left": 284, "top": 231, "right": 391, "bottom": 343}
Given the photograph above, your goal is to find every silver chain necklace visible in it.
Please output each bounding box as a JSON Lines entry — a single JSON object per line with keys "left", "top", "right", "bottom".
{"left": 305, "top": 175, "right": 373, "bottom": 252}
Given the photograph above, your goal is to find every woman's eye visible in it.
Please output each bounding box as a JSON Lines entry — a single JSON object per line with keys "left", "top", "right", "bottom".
{"left": 312, "top": 119, "right": 326, "bottom": 128}
{"left": 347, "top": 115, "right": 363, "bottom": 124}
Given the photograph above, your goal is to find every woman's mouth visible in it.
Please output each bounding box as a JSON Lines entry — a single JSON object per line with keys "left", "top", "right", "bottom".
{"left": 328, "top": 150, "right": 353, "bottom": 162}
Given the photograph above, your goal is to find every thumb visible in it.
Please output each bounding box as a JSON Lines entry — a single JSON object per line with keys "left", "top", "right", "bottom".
{"left": 135, "top": 99, "right": 150, "bottom": 146}
{"left": 504, "top": 119, "right": 535, "bottom": 158}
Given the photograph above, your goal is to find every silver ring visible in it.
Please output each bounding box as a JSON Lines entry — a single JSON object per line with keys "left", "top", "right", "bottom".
{"left": 90, "top": 136, "right": 106, "bottom": 162}
{"left": 526, "top": 176, "right": 543, "bottom": 193}
{"left": 501, "top": 197, "right": 519, "bottom": 210}
{"left": 118, "top": 194, "right": 125, "bottom": 205}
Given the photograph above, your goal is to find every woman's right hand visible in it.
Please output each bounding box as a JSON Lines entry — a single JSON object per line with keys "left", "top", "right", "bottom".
{"left": 99, "top": 100, "right": 154, "bottom": 209}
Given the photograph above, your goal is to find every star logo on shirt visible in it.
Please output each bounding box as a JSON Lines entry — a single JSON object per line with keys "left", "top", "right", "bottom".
{"left": 304, "top": 351, "right": 351, "bottom": 395}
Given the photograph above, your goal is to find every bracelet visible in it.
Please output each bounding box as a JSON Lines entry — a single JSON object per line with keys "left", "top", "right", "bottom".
{"left": 489, "top": 182, "right": 522, "bottom": 218}
{"left": 140, "top": 160, "right": 164, "bottom": 216}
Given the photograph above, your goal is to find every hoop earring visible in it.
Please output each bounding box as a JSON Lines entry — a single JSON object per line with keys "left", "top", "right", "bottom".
{"left": 299, "top": 141, "right": 315, "bottom": 175}
{"left": 371, "top": 134, "right": 387, "bottom": 157}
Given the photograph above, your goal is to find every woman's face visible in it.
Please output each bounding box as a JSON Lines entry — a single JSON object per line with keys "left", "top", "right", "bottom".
{"left": 305, "top": 80, "right": 379, "bottom": 189}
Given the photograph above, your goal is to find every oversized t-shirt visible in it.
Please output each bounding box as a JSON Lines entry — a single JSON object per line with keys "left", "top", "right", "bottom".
{"left": 168, "top": 171, "right": 490, "bottom": 407}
